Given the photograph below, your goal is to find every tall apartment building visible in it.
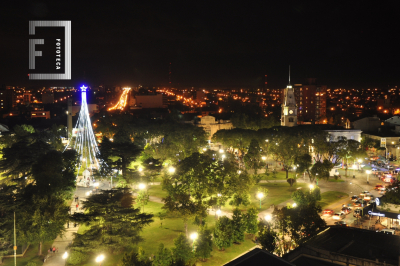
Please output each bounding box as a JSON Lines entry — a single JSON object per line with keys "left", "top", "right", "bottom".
{"left": 293, "top": 78, "right": 327, "bottom": 123}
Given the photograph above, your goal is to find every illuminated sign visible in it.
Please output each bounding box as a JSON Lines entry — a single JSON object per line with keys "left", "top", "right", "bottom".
{"left": 368, "top": 210, "right": 385, "bottom": 217}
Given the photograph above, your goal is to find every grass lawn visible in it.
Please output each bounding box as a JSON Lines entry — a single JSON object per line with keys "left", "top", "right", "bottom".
{"left": 220, "top": 182, "right": 308, "bottom": 212}
{"left": 2, "top": 241, "right": 53, "bottom": 266}
{"left": 147, "top": 184, "right": 168, "bottom": 199}
{"left": 318, "top": 191, "right": 349, "bottom": 209}
{"left": 135, "top": 202, "right": 256, "bottom": 266}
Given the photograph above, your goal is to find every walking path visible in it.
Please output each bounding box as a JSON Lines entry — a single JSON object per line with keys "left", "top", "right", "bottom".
{"left": 42, "top": 181, "right": 107, "bottom": 266}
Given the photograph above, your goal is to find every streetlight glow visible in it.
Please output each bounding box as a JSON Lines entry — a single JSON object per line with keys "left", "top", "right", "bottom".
{"left": 138, "top": 183, "right": 146, "bottom": 190}
{"left": 62, "top": 251, "right": 68, "bottom": 260}
{"left": 265, "top": 214, "right": 271, "bottom": 221}
{"left": 138, "top": 167, "right": 143, "bottom": 172}
{"left": 292, "top": 203, "right": 297, "bottom": 208}
{"left": 219, "top": 149, "right": 224, "bottom": 153}
{"left": 257, "top": 192, "right": 264, "bottom": 209}
{"left": 95, "top": 254, "right": 105, "bottom": 264}
{"left": 216, "top": 209, "right": 221, "bottom": 216}
{"left": 309, "top": 184, "right": 314, "bottom": 190}
{"left": 190, "top": 232, "right": 198, "bottom": 240}
{"left": 262, "top": 156, "right": 266, "bottom": 160}
{"left": 168, "top": 166, "right": 175, "bottom": 174}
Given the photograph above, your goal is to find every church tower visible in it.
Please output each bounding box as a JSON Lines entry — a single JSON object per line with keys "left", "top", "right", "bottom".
{"left": 281, "top": 66, "right": 297, "bottom": 127}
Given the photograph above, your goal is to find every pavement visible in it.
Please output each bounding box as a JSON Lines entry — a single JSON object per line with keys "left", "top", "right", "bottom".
{"left": 42, "top": 180, "right": 107, "bottom": 266}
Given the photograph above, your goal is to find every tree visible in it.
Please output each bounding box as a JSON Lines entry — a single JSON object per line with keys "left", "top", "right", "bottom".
{"left": 171, "top": 234, "right": 193, "bottom": 265}
{"left": 195, "top": 225, "right": 213, "bottom": 261}
{"left": 244, "top": 207, "right": 259, "bottom": 235}
{"left": 258, "top": 226, "right": 278, "bottom": 253}
{"left": 18, "top": 193, "right": 69, "bottom": 255}
{"left": 244, "top": 139, "right": 261, "bottom": 173}
{"left": 70, "top": 189, "right": 153, "bottom": 253}
{"left": 31, "top": 150, "right": 78, "bottom": 199}
{"left": 231, "top": 208, "right": 246, "bottom": 244}
{"left": 98, "top": 129, "right": 142, "bottom": 181}
{"left": 153, "top": 243, "right": 173, "bottom": 266}
{"left": 121, "top": 250, "right": 152, "bottom": 266}
{"left": 162, "top": 152, "right": 247, "bottom": 235}
{"left": 213, "top": 216, "right": 233, "bottom": 251}
{"left": 269, "top": 128, "right": 305, "bottom": 179}
{"left": 137, "top": 189, "right": 149, "bottom": 212}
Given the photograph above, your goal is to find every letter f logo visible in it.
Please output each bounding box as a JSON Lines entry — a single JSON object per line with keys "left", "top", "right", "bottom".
{"left": 29, "top": 39, "right": 44, "bottom": 69}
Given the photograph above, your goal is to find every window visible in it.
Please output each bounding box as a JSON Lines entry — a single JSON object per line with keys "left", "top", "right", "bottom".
{"left": 311, "top": 101, "right": 313, "bottom": 104}
{"left": 289, "top": 118, "right": 294, "bottom": 122}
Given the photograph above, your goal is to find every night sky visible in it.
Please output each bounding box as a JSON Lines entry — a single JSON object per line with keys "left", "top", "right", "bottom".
{"left": 1, "top": 1, "right": 400, "bottom": 88}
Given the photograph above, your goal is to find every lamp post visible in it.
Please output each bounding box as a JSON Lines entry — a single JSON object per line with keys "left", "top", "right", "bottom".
{"left": 366, "top": 170, "right": 371, "bottom": 184}
{"left": 190, "top": 232, "right": 198, "bottom": 252}
{"left": 309, "top": 184, "right": 314, "bottom": 192}
{"left": 257, "top": 192, "right": 264, "bottom": 209}
{"left": 95, "top": 254, "right": 105, "bottom": 266}
{"left": 62, "top": 252, "right": 68, "bottom": 266}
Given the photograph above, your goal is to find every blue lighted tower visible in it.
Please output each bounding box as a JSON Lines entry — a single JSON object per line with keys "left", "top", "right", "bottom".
{"left": 64, "top": 85, "right": 100, "bottom": 176}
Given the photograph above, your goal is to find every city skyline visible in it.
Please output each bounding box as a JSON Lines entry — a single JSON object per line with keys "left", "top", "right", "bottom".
{"left": 1, "top": 1, "right": 400, "bottom": 88}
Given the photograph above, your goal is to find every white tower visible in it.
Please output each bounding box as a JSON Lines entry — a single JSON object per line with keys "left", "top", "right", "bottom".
{"left": 281, "top": 66, "right": 297, "bottom": 127}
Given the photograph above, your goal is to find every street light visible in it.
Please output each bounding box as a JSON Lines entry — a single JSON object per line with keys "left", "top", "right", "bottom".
{"left": 168, "top": 166, "right": 175, "bottom": 174}
{"left": 138, "top": 183, "right": 146, "bottom": 190}
{"left": 138, "top": 167, "right": 143, "bottom": 172}
{"left": 62, "top": 252, "right": 68, "bottom": 266}
{"left": 257, "top": 192, "right": 264, "bottom": 209}
{"left": 219, "top": 149, "right": 224, "bottom": 153}
{"left": 216, "top": 209, "right": 221, "bottom": 219}
{"left": 292, "top": 203, "right": 297, "bottom": 208}
{"left": 190, "top": 232, "right": 198, "bottom": 251}
{"left": 262, "top": 156, "right": 266, "bottom": 161}
{"left": 265, "top": 214, "right": 272, "bottom": 222}
{"left": 309, "top": 184, "right": 314, "bottom": 190}
{"left": 366, "top": 170, "right": 371, "bottom": 184}
{"left": 95, "top": 254, "right": 105, "bottom": 266}
{"left": 221, "top": 154, "right": 226, "bottom": 160}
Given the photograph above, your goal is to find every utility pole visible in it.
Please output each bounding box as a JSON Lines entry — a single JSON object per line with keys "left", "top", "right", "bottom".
{"left": 14, "top": 212, "right": 16, "bottom": 266}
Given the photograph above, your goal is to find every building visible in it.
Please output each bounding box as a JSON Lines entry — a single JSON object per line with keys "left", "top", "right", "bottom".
{"left": 362, "top": 132, "right": 400, "bottom": 160}
{"left": 326, "top": 129, "right": 362, "bottom": 142}
{"left": 293, "top": 78, "right": 327, "bottom": 123}
{"left": 281, "top": 75, "right": 298, "bottom": 127}
{"left": 0, "top": 88, "right": 15, "bottom": 110}
{"left": 352, "top": 116, "right": 381, "bottom": 132}
{"left": 224, "top": 248, "right": 295, "bottom": 266}
{"left": 283, "top": 226, "right": 400, "bottom": 266}
{"left": 197, "top": 115, "right": 233, "bottom": 140}
{"left": 23, "top": 92, "right": 32, "bottom": 104}
{"left": 31, "top": 110, "right": 50, "bottom": 119}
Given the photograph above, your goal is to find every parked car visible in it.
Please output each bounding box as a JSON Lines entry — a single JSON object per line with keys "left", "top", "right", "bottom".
{"left": 322, "top": 209, "right": 334, "bottom": 216}
{"left": 375, "top": 184, "right": 384, "bottom": 190}
{"left": 333, "top": 213, "right": 344, "bottom": 220}
{"left": 334, "top": 221, "right": 347, "bottom": 226}
{"left": 364, "top": 194, "right": 374, "bottom": 201}
{"left": 351, "top": 195, "right": 359, "bottom": 202}
{"left": 341, "top": 207, "right": 352, "bottom": 214}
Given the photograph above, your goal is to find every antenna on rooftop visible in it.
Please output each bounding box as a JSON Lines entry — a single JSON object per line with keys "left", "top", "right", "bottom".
{"left": 289, "top": 65, "right": 291, "bottom": 84}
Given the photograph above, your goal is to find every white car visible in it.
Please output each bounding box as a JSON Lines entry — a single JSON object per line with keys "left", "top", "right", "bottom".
{"left": 333, "top": 213, "right": 344, "bottom": 220}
